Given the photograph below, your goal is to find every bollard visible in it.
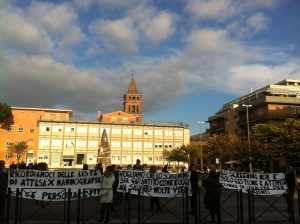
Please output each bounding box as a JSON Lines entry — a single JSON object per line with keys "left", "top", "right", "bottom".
{"left": 185, "top": 187, "right": 189, "bottom": 224}
{"left": 127, "top": 190, "right": 131, "bottom": 224}
{"left": 77, "top": 188, "right": 81, "bottom": 224}
{"left": 247, "top": 190, "right": 252, "bottom": 224}
{"left": 6, "top": 188, "right": 11, "bottom": 224}
{"left": 194, "top": 189, "right": 199, "bottom": 224}
{"left": 239, "top": 190, "right": 243, "bottom": 224}
{"left": 14, "top": 188, "right": 19, "bottom": 224}
{"left": 138, "top": 189, "right": 141, "bottom": 224}
{"left": 198, "top": 189, "right": 201, "bottom": 224}
{"left": 67, "top": 188, "right": 71, "bottom": 224}
{"left": 298, "top": 189, "right": 300, "bottom": 224}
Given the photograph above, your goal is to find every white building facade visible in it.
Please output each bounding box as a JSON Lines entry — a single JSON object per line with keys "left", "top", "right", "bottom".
{"left": 37, "top": 120, "right": 190, "bottom": 168}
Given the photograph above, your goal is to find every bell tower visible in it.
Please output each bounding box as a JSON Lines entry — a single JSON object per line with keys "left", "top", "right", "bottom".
{"left": 123, "top": 77, "right": 142, "bottom": 123}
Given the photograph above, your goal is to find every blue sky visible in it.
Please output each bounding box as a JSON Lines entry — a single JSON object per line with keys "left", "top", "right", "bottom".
{"left": 0, "top": 0, "right": 299, "bottom": 135}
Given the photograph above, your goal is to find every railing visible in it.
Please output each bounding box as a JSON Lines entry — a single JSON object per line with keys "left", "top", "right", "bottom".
{"left": 1, "top": 187, "right": 299, "bottom": 224}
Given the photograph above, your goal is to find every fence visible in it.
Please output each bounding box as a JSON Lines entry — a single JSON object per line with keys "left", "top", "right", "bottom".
{"left": 1, "top": 187, "right": 299, "bottom": 224}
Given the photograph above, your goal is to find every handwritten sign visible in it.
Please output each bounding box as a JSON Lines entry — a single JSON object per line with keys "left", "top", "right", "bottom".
{"left": 219, "top": 170, "right": 288, "bottom": 195}
{"left": 8, "top": 170, "right": 103, "bottom": 201}
{"left": 117, "top": 170, "right": 191, "bottom": 197}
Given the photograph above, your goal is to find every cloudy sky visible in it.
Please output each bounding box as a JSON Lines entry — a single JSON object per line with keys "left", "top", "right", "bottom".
{"left": 0, "top": 0, "right": 299, "bottom": 134}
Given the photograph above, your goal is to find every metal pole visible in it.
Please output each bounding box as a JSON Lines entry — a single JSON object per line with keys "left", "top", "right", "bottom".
{"left": 197, "top": 121, "right": 205, "bottom": 171}
{"left": 245, "top": 106, "right": 252, "bottom": 173}
{"left": 5, "top": 188, "right": 11, "bottom": 224}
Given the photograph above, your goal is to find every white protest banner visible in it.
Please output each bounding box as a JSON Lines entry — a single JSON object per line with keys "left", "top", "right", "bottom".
{"left": 219, "top": 170, "right": 288, "bottom": 195}
{"left": 8, "top": 169, "right": 103, "bottom": 201}
{"left": 117, "top": 170, "right": 192, "bottom": 197}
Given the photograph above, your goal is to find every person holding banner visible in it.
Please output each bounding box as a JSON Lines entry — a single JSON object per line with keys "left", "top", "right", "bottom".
{"left": 149, "top": 166, "right": 162, "bottom": 212}
{"left": 189, "top": 164, "right": 198, "bottom": 215}
{"left": 99, "top": 166, "right": 115, "bottom": 223}
{"left": 133, "top": 159, "right": 143, "bottom": 170}
{"left": 203, "top": 169, "right": 222, "bottom": 224}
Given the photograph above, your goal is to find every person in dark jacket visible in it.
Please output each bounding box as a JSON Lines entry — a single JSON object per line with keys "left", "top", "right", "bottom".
{"left": 0, "top": 160, "right": 8, "bottom": 222}
{"left": 149, "top": 166, "right": 161, "bottom": 211}
{"left": 162, "top": 165, "right": 169, "bottom": 173}
{"left": 189, "top": 164, "right": 198, "bottom": 215}
{"left": 203, "top": 169, "right": 222, "bottom": 223}
{"left": 283, "top": 166, "right": 296, "bottom": 216}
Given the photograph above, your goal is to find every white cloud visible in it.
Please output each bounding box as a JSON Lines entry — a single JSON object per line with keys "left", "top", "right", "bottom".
{"left": 246, "top": 13, "right": 270, "bottom": 34}
{"left": 227, "top": 13, "right": 270, "bottom": 38}
{"left": 90, "top": 18, "right": 139, "bottom": 53}
{"left": 29, "top": 2, "right": 77, "bottom": 35}
{"left": 144, "top": 12, "right": 176, "bottom": 44}
{"left": 72, "top": 0, "right": 95, "bottom": 11}
{"left": 28, "top": 2, "right": 85, "bottom": 49}
{"left": 0, "top": 8, "right": 53, "bottom": 55}
{"left": 185, "top": 28, "right": 235, "bottom": 54}
{"left": 96, "top": 0, "right": 139, "bottom": 9}
{"left": 186, "top": 0, "right": 280, "bottom": 22}
{"left": 186, "top": 0, "right": 234, "bottom": 21}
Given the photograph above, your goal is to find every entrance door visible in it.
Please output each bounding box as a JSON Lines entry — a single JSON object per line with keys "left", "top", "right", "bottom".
{"left": 51, "top": 153, "right": 61, "bottom": 168}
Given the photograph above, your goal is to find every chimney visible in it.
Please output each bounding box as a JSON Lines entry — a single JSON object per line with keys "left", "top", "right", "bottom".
{"left": 97, "top": 111, "right": 101, "bottom": 121}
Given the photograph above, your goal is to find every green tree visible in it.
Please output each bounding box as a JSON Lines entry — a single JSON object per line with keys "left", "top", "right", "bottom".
{"left": 7, "top": 141, "right": 29, "bottom": 161}
{"left": 252, "top": 118, "right": 300, "bottom": 166}
{"left": 207, "top": 134, "right": 265, "bottom": 170}
{"left": 165, "top": 146, "right": 189, "bottom": 166}
{"left": 0, "top": 102, "right": 12, "bottom": 120}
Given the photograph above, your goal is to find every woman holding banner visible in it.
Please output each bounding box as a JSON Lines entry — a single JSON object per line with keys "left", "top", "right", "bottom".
{"left": 99, "top": 166, "right": 115, "bottom": 223}
{"left": 203, "top": 169, "right": 222, "bottom": 224}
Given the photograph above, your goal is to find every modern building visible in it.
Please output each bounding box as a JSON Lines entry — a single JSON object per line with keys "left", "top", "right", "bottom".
{"left": 208, "top": 79, "right": 300, "bottom": 135}
{"left": 1, "top": 78, "right": 190, "bottom": 168}
{"left": 0, "top": 107, "right": 72, "bottom": 164}
{"left": 37, "top": 120, "right": 189, "bottom": 168}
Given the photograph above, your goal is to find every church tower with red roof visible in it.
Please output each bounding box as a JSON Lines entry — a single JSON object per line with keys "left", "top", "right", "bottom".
{"left": 123, "top": 77, "right": 142, "bottom": 123}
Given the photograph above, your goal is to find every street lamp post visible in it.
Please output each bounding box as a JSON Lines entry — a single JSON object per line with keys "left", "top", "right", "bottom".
{"left": 197, "top": 121, "right": 205, "bottom": 171}
{"left": 242, "top": 104, "right": 252, "bottom": 173}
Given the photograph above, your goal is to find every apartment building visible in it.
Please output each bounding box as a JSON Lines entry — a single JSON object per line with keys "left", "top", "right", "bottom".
{"left": 37, "top": 120, "right": 190, "bottom": 168}
{"left": 0, "top": 107, "right": 72, "bottom": 164}
{"left": 208, "top": 79, "right": 300, "bottom": 135}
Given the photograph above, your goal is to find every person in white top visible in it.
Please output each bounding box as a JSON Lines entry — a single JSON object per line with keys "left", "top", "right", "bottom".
{"left": 99, "top": 166, "right": 115, "bottom": 223}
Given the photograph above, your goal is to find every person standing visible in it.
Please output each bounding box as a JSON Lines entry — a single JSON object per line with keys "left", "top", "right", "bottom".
{"left": 133, "top": 159, "right": 143, "bottom": 170}
{"left": 149, "top": 166, "right": 161, "bottom": 212}
{"left": 203, "top": 169, "right": 222, "bottom": 223}
{"left": 95, "top": 162, "right": 104, "bottom": 175}
{"left": 0, "top": 160, "right": 8, "bottom": 223}
{"left": 99, "top": 166, "right": 115, "bottom": 223}
{"left": 283, "top": 166, "right": 296, "bottom": 217}
{"left": 189, "top": 164, "right": 198, "bottom": 215}
{"left": 162, "top": 165, "right": 169, "bottom": 173}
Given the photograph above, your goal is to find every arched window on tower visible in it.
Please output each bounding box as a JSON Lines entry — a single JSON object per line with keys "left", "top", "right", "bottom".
{"left": 128, "top": 105, "right": 131, "bottom": 112}
{"left": 132, "top": 105, "right": 136, "bottom": 113}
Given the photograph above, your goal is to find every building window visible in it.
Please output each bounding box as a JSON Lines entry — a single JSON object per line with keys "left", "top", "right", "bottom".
{"left": 18, "top": 127, "right": 24, "bottom": 132}
{"left": 77, "top": 154, "right": 85, "bottom": 165}
{"left": 46, "top": 127, "right": 50, "bottom": 132}
{"left": 16, "top": 154, "right": 21, "bottom": 160}
{"left": 7, "top": 126, "right": 12, "bottom": 132}
{"left": 19, "top": 112, "right": 25, "bottom": 119}
{"left": 5, "top": 154, "right": 10, "bottom": 160}
{"left": 30, "top": 128, "right": 34, "bottom": 133}
{"left": 71, "top": 127, "right": 75, "bottom": 132}
{"left": 132, "top": 105, "right": 136, "bottom": 113}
